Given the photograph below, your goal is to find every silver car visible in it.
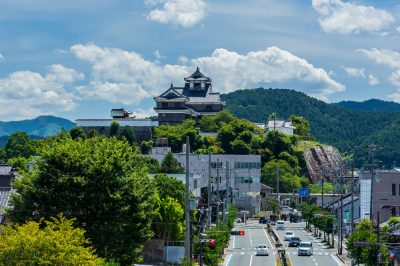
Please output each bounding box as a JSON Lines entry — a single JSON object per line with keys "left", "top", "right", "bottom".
{"left": 256, "top": 244, "right": 269, "bottom": 256}
{"left": 298, "top": 242, "right": 313, "bottom": 256}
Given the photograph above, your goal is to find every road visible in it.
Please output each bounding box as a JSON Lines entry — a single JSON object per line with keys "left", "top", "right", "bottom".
{"left": 273, "top": 221, "right": 343, "bottom": 266}
{"left": 224, "top": 220, "right": 276, "bottom": 266}
{"left": 224, "top": 220, "right": 344, "bottom": 266}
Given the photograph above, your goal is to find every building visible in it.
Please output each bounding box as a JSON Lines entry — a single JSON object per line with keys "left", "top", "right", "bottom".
{"left": 359, "top": 169, "right": 400, "bottom": 223}
{"left": 0, "top": 165, "right": 14, "bottom": 224}
{"left": 326, "top": 195, "right": 360, "bottom": 236}
{"left": 154, "top": 68, "right": 224, "bottom": 125}
{"left": 147, "top": 152, "right": 262, "bottom": 215}
{"left": 76, "top": 108, "right": 158, "bottom": 144}
{"left": 266, "top": 120, "right": 296, "bottom": 135}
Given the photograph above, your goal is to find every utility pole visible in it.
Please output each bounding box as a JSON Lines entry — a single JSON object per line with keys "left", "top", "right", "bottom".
{"left": 276, "top": 167, "right": 280, "bottom": 206}
{"left": 184, "top": 136, "right": 191, "bottom": 259}
{"left": 224, "top": 161, "right": 230, "bottom": 225}
{"left": 321, "top": 165, "right": 325, "bottom": 209}
{"left": 369, "top": 144, "right": 377, "bottom": 222}
{"left": 207, "top": 152, "right": 211, "bottom": 229}
{"left": 350, "top": 153, "right": 355, "bottom": 233}
{"left": 338, "top": 171, "right": 344, "bottom": 255}
{"left": 216, "top": 158, "right": 220, "bottom": 226}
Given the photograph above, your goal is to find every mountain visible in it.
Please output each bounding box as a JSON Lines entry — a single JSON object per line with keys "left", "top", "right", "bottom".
{"left": 0, "top": 116, "right": 75, "bottom": 137}
{"left": 333, "top": 99, "right": 400, "bottom": 112}
{"left": 221, "top": 88, "right": 400, "bottom": 167}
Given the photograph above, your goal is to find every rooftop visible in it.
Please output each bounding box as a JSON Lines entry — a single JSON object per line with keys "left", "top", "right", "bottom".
{"left": 0, "top": 165, "right": 12, "bottom": 176}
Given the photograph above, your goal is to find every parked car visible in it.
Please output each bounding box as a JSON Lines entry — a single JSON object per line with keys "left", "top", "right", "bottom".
{"left": 276, "top": 220, "right": 285, "bottom": 230}
{"left": 288, "top": 236, "right": 301, "bottom": 247}
{"left": 259, "top": 217, "right": 268, "bottom": 224}
{"left": 284, "top": 231, "right": 294, "bottom": 240}
{"left": 298, "top": 242, "right": 313, "bottom": 256}
{"left": 256, "top": 244, "right": 269, "bottom": 256}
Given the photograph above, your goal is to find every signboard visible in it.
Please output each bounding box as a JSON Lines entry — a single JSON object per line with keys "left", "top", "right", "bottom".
{"left": 299, "top": 188, "right": 310, "bottom": 197}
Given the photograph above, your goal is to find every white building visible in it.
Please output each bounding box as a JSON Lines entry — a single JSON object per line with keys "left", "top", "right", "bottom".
{"left": 146, "top": 153, "right": 262, "bottom": 215}
{"left": 266, "top": 120, "right": 295, "bottom": 135}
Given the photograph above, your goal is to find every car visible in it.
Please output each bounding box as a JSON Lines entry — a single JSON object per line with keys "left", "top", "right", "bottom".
{"left": 288, "top": 236, "right": 301, "bottom": 247}
{"left": 276, "top": 220, "right": 285, "bottom": 230}
{"left": 259, "top": 217, "right": 268, "bottom": 224}
{"left": 256, "top": 244, "right": 269, "bottom": 256}
{"left": 298, "top": 242, "right": 313, "bottom": 256}
{"left": 284, "top": 231, "right": 294, "bottom": 240}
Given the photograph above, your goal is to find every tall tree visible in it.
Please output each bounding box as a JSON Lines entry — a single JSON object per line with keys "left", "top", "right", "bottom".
{"left": 70, "top": 126, "right": 85, "bottom": 140}
{"left": 290, "top": 115, "right": 311, "bottom": 140}
{"left": 159, "top": 152, "right": 184, "bottom": 174}
{"left": 0, "top": 216, "right": 104, "bottom": 265}
{"left": 4, "top": 132, "right": 35, "bottom": 159}
{"left": 118, "top": 126, "right": 136, "bottom": 146}
{"left": 8, "top": 137, "right": 157, "bottom": 264}
{"left": 109, "top": 121, "right": 120, "bottom": 137}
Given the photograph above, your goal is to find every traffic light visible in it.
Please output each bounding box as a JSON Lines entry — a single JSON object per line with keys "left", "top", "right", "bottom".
{"left": 230, "top": 230, "right": 245, "bottom": 235}
{"left": 209, "top": 239, "right": 216, "bottom": 246}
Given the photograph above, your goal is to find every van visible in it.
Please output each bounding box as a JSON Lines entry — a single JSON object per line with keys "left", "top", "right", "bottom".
{"left": 276, "top": 220, "right": 285, "bottom": 230}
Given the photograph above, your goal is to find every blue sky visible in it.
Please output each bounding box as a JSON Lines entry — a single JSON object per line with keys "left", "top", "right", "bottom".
{"left": 1, "top": 0, "right": 400, "bottom": 121}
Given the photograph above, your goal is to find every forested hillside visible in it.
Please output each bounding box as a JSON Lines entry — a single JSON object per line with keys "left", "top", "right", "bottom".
{"left": 222, "top": 88, "right": 400, "bottom": 167}
{"left": 334, "top": 99, "right": 400, "bottom": 112}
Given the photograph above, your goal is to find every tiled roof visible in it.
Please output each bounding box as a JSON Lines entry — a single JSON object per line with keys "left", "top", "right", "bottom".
{"left": 0, "top": 166, "right": 12, "bottom": 176}
{"left": 267, "top": 120, "right": 295, "bottom": 129}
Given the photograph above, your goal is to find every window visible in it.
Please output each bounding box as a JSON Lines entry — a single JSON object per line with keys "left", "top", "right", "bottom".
{"left": 399, "top": 184, "right": 400, "bottom": 195}
{"left": 211, "top": 162, "right": 223, "bottom": 169}
{"left": 392, "top": 184, "right": 396, "bottom": 196}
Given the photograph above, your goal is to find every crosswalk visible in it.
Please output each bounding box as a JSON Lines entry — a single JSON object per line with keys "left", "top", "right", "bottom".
{"left": 226, "top": 248, "right": 335, "bottom": 257}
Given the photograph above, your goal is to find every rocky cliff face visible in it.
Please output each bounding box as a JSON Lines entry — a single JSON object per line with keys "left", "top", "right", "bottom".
{"left": 304, "top": 146, "right": 349, "bottom": 183}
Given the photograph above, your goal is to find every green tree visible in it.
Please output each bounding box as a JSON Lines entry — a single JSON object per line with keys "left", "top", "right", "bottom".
{"left": 199, "top": 116, "right": 218, "bottom": 132}
{"left": 159, "top": 152, "right": 185, "bottom": 174}
{"left": 118, "top": 125, "right": 136, "bottom": 146}
{"left": 261, "top": 160, "right": 301, "bottom": 193}
{"left": 70, "top": 126, "right": 85, "bottom": 140}
{"left": 8, "top": 137, "right": 157, "bottom": 264}
{"left": 141, "top": 140, "right": 153, "bottom": 155}
{"left": 7, "top": 156, "right": 31, "bottom": 173}
{"left": 153, "top": 174, "right": 185, "bottom": 204}
{"left": 4, "top": 132, "right": 35, "bottom": 159}
{"left": 109, "top": 121, "right": 120, "bottom": 137}
{"left": 347, "top": 219, "right": 389, "bottom": 266}
{"left": 153, "top": 196, "right": 184, "bottom": 241}
{"left": 265, "top": 130, "right": 294, "bottom": 156}
{"left": 87, "top": 129, "right": 98, "bottom": 138}
{"left": 230, "top": 139, "right": 251, "bottom": 154}
{"left": 0, "top": 216, "right": 104, "bottom": 265}
{"left": 290, "top": 115, "right": 311, "bottom": 140}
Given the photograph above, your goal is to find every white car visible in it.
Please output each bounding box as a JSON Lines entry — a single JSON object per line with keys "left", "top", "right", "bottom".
{"left": 284, "top": 231, "right": 294, "bottom": 241}
{"left": 298, "top": 242, "right": 313, "bottom": 256}
{"left": 256, "top": 244, "right": 269, "bottom": 256}
{"left": 276, "top": 220, "right": 285, "bottom": 230}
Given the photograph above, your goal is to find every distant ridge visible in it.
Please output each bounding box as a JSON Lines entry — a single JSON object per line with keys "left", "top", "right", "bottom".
{"left": 333, "top": 99, "right": 400, "bottom": 112}
{"left": 0, "top": 115, "right": 75, "bottom": 137}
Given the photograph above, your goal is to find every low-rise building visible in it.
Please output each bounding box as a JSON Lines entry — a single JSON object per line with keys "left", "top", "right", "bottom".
{"left": 359, "top": 169, "right": 400, "bottom": 223}
{"left": 76, "top": 108, "right": 158, "bottom": 144}
{"left": 266, "top": 120, "right": 295, "bottom": 135}
{"left": 146, "top": 152, "right": 262, "bottom": 215}
{"left": 0, "top": 165, "right": 14, "bottom": 224}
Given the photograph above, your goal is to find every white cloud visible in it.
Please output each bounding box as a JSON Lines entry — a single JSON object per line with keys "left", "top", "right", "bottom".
{"left": 70, "top": 43, "right": 189, "bottom": 105}
{"left": 153, "top": 50, "right": 166, "bottom": 60}
{"left": 131, "top": 107, "right": 157, "bottom": 119}
{"left": 343, "top": 66, "right": 379, "bottom": 85}
{"left": 344, "top": 67, "right": 365, "bottom": 78}
{"left": 358, "top": 48, "right": 400, "bottom": 69}
{"left": 367, "top": 74, "right": 379, "bottom": 86}
{"left": 388, "top": 92, "right": 400, "bottom": 103}
{"left": 0, "top": 64, "right": 84, "bottom": 120}
{"left": 0, "top": 53, "right": 4, "bottom": 62}
{"left": 312, "top": 0, "right": 394, "bottom": 34}
{"left": 146, "top": 0, "right": 206, "bottom": 28}
{"left": 397, "top": 27, "right": 400, "bottom": 33}
{"left": 390, "top": 70, "right": 400, "bottom": 87}
{"left": 71, "top": 44, "right": 344, "bottom": 104}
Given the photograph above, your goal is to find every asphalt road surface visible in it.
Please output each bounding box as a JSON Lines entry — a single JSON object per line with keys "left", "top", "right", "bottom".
{"left": 273, "top": 221, "right": 343, "bottom": 266}
{"left": 224, "top": 220, "right": 276, "bottom": 266}
{"left": 224, "top": 220, "right": 344, "bottom": 266}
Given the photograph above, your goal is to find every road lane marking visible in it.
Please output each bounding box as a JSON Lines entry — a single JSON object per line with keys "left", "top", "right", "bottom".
{"left": 233, "top": 235, "right": 236, "bottom": 249}
{"left": 225, "top": 254, "right": 232, "bottom": 266}
{"left": 248, "top": 229, "right": 253, "bottom": 247}
{"left": 249, "top": 254, "right": 253, "bottom": 266}
{"left": 331, "top": 254, "right": 344, "bottom": 266}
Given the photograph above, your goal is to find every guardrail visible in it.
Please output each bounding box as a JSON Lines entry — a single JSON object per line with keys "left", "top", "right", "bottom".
{"left": 267, "top": 224, "right": 292, "bottom": 266}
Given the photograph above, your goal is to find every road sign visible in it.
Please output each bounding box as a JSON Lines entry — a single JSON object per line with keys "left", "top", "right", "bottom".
{"left": 299, "top": 188, "right": 310, "bottom": 197}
